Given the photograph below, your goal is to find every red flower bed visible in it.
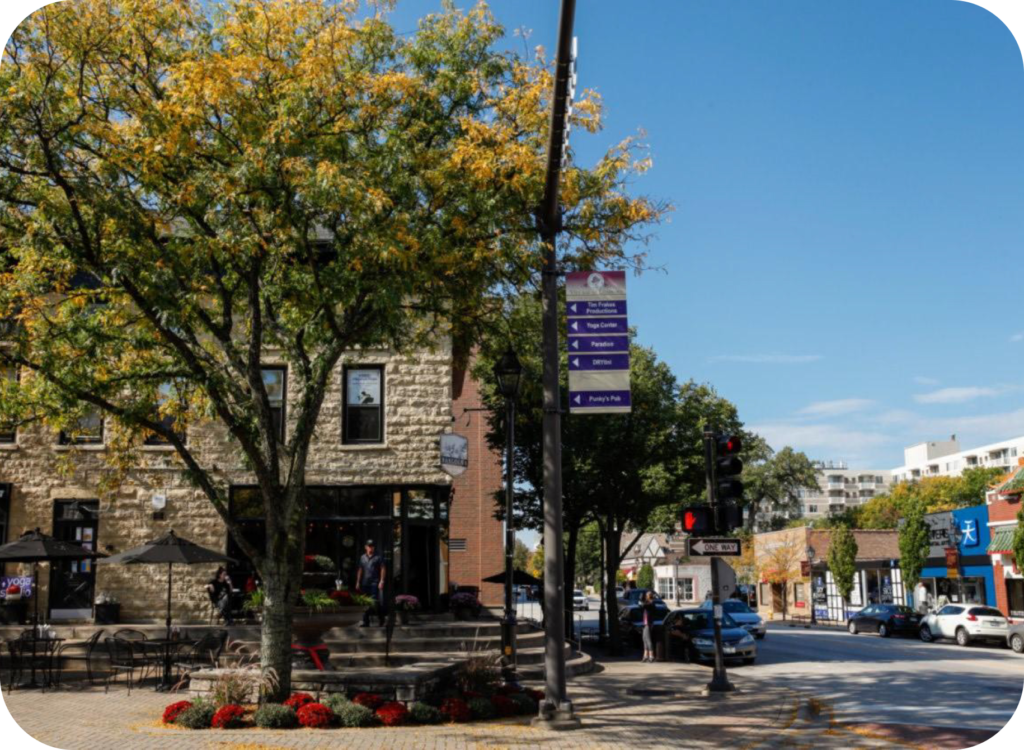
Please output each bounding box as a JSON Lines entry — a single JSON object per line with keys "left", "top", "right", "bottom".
{"left": 297, "top": 703, "right": 334, "bottom": 729}
{"left": 440, "top": 697, "right": 472, "bottom": 723}
{"left": 352, "top": 692, "right": 384, "bottom": 711}
{"left": 162, "top": 701, "right": 192, "bottom": 724}
{"left": 495, "top": 684, "right": 522, "bottom": 696}
{"left": 283, "top": 692, "right": 315, "bottom": 710}
{"left": 461, "top": 690, "right": 482, "bottom": 700}
{"left": 490, "top": 695, "right": 517, "bottom": 718}
{"left": 375, "top": 701, "right": 410, "bottom": 727}
{"left": 329, "top": 589, "right": 353, "bottom": 605}
{"left": 211, "top": 704, "right": 246, "bottom": 729}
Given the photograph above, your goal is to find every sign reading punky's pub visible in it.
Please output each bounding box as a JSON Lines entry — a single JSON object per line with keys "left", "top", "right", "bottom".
{"left": 566, "top": 270, "right": 631, "bottom": 414}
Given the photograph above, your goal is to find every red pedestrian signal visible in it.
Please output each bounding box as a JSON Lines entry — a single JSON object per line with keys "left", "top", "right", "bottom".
{"left": 681, "top": 506, "right": 712, "bottom": 535}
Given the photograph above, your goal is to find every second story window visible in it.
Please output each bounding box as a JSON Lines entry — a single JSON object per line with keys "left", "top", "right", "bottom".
{"left": 343, "top": 365, "right": 384, "bottom": 444}
{"left": 59, "top": 409, "right": 104, "bottom": 445}
{"left": 0, "top": 366, "right": 16, "bottom": 443}
{"left": 261, "top": 367, "right": 286, "bottom": 441}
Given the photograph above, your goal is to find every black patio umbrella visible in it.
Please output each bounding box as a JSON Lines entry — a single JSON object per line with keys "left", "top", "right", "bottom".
{"left": 482, "top": 569, "right": 543, "bottom": 587}
{"left": 0, "top": 528, "right": 106, "bottom": 688}
{"left": 98, "top": 529, "right": 235, "bottom": 645}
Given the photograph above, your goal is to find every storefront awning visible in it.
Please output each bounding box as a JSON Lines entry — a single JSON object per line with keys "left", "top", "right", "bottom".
{"left": 987, "top": 527, "right": 1017, "bottom": 554}
{"left": 994, "top": 466, "right": 1024, "bottom": 496}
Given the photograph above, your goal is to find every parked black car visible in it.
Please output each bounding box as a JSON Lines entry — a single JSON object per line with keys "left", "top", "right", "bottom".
{"left": 663, "top": 609, "right": 757, "bottom": 665}
{"left": 846, "top": 604, "right": 922, "bottom": 637}
{"left": 618, "top": 600, "right": 670, "bottom": 648}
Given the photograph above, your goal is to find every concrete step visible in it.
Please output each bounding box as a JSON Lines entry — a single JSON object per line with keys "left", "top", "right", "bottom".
{"left": 230, "top": 630, "right": 546, "bottom": 655}
{"left": 516, "top": 650, "right": 595, "bottom": 680}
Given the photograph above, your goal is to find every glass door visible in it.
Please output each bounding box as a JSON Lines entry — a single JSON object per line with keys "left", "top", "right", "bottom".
{"left": 50, "top": 500, "right": 99, "bottom": 620}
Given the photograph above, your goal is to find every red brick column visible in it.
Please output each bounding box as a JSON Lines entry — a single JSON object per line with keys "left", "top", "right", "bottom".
{"left": 448, "top": 365, "right": 504, "bottom": 606}
{"left": 993, "top": 561, "right": 1009, "bottom": 616}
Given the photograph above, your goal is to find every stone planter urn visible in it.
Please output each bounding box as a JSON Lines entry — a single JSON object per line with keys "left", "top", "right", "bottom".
{"left": 290, "top": 605, "right": 364, "bottom": 671}
{"left": 94, "top": 602, "right": 120, "bottom": 625}
{"left": 398, "top": 610, "right": 411, "bottom": 626}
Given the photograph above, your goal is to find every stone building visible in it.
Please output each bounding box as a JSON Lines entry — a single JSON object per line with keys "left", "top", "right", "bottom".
{"left": 987, "top": 464, "right": 1023, "bottom": 619}
{"left": 0, "top": 344, "right": 504, "bottom": 623}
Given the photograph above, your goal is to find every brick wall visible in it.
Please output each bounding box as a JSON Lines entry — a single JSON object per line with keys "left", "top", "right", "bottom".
{"left": 987, "top": 494, "right": 1021, "bottom": 524}
{"left": 448, "top": 365, "right": 504, "bottom": 606}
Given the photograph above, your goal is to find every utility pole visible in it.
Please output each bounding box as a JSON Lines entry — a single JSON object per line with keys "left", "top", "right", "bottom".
{"left": 703, "top": 430, "right": 733, "bottom": 693}
{"left": 532, "top": 0, "right": 581, "bottom": 731}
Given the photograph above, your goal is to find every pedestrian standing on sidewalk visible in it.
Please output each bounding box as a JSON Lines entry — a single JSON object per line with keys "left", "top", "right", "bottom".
{"left": 641, "top": 590, "right": 657, "bottom": 663}
{"left": 356, "top": 539, "right": 386, "bottom": 627}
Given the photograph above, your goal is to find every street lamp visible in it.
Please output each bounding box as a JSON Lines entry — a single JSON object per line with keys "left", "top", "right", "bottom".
{"left": 806, "top": 545, "right": 817, "bottom": 625}
{"left": 493, "top": 347, "right": 522, "bottom": 685}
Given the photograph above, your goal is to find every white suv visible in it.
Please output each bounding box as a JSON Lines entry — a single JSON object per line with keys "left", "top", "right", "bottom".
{"left": 919, "top": 604, "right": 1009, "bottom": 647}
{"left": 573, "top": 590, "right": 589, "bottom": 611}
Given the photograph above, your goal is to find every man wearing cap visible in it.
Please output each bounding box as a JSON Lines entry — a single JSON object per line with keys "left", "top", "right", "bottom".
{"left": 356, "top": 539, "right": 386, "bottom": 627}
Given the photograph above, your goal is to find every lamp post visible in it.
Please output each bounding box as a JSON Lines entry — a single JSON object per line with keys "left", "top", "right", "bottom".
{"left": 494, "top": 347, "right": 523, "bottom": 685}
{"left": 806, "top": 545, "right": 817, "bottom": 625}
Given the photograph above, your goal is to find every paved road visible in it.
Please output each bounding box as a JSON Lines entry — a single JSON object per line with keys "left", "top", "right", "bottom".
{"left": 735, "top": 623, "right": 1024, "bottom": 732}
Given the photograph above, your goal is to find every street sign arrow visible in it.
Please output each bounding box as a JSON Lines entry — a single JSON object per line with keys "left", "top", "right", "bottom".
{"left": 687, "top": 537, "right": 742, "bottom": 557}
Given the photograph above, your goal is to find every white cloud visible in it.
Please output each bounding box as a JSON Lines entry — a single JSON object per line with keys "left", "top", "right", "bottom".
{"left": 747, "top": 421, "right": 895, "bottom": 465}
{"left": 708, "top": 354, "right": 822, "bottom": 364}
{"left": 913, "top": 386, "right": 1002, "bottom": 404}
{"left": 797, "top": 398, "right": 874, "bottom": 417}
{"left": 913, "top": 376, "right": 940, "bottom": 386}
{"left": 1011, "top": 332, "right": 1024, "bottom": 343}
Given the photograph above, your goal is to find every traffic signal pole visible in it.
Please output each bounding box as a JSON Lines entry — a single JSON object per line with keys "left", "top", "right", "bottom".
{"left": 703, "top": 430, "right": 734, "bottom": 693}
{"left": 532, "top": 0, "right": 581, "bottom": 731}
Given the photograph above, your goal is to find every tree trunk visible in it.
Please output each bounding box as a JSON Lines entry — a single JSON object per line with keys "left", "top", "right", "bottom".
{"left": 564, "top": 521, "right": 579, "bottom": 642}
{"left": 260, "top": 560, "right": 297, "bottom": 701}
{"left": 604, "top": 526, "right": 624, "bottom": 656}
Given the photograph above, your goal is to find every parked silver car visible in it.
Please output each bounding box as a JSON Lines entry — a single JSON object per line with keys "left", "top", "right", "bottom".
{"left": 1007, "top": 621, "right": 1024, "bottom": 654}
{"left": 919, "top": 604, "right": 1009, "bottom": 647}
{"left": 699, "top": 599, "right": 767, "bottom": 639}
{"left": 573, "top": 589, "right": 589, "bottom": 611}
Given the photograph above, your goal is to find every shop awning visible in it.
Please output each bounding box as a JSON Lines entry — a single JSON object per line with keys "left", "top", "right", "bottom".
{"left": 994, "top": 466, "right": 1024, "bottom": 496}
{"left": 987, "top": 527, "right": 1017, "bottom": 554}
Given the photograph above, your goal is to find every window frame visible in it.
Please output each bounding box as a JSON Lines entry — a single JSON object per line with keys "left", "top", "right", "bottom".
{"left": 58, "top": 410, "right": 104, "bottom": 446}
{"left": 342, "top": 364, "right": 385, "bottom": 445}
{"left": 143, "top": 382, "right": 186, "bottom": 446}
{"left": 0, "top": 365, "right": 16, "bottom": 443}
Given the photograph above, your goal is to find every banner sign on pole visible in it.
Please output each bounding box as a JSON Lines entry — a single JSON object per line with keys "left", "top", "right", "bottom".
{"left": 566, "top": 271, "right": 631, "bottom": 414}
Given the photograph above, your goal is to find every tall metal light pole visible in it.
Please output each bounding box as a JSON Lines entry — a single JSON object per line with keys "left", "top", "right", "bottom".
{"left": 703, "top": 430, "right": 733, "bottom": 694}
{"left": 494, "top": 348, "right": 523, "bottom": 686}
{"left": 533, "top": 0, "right": 581, "bottom": 730}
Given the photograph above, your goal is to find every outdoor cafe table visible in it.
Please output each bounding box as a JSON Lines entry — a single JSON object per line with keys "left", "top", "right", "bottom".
{"left": 14, "top": 635, "right": 63, "bottom": 690}
{"left": 136, "top": 638, "right": 195, "bottom": 691}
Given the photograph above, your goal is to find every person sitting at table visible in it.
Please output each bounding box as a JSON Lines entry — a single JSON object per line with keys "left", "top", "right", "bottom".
{"left": 206, "top": 567, "right": 234, "bottom": 625}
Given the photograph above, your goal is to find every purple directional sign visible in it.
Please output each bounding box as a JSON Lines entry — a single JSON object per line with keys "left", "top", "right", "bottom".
{"left": 569, "top": 391, "right": 632, "bottom": 409}
{"left": 569, "top": 354, "right": 630, "bottom": 371}
{"left": 568, "top": 317, "right": 628, "bottom": 335}
{"left": 568, "top": 335, "right": 628, "bottom": 353}
{"left": 566, "top": 300, "right": 627, "bottom": 317}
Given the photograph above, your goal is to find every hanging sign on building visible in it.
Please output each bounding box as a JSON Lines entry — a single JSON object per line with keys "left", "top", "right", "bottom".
{"left": 439, "top": 433, "right": 469, "bottom": 477}
{"left": 566, "top": 271, "right": 631, "bottom": 414}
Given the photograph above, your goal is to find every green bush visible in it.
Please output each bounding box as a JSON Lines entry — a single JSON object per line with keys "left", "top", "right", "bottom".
{"left": 408, "top": 702, "right": 443, "bottom": 724}
{"left": 176, "top": 703, "right": 217, "bottom": 730}
{"left": 253, "top": 704, "right": 298, "bottom": 729}
{"left": 335, "top": 701, "right": 377, "bottom": 728}
{"left": 467, "top": 697, "right": 496, "bottom": 720}
{"left": 508, "top": 693, "right": 537, "bottom": 715}
{"left": 322, "top": 693, "right": 352, "bottom": 714}
{"left": 636, "top": 563, "right": 654, "bottom": 591}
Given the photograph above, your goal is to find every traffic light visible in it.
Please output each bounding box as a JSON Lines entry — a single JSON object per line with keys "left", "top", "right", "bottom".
{"left": 713, "top": 434, "right": 744, "bottom": 533}
{"left": 681, "top": 506, "right": 713, "bottom": 535}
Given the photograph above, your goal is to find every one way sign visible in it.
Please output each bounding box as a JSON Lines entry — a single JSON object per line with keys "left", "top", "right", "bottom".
{"left": 686, "top": 537, "right": 742, "bottom": 557}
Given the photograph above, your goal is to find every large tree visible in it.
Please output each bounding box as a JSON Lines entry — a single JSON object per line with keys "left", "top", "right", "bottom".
{"left": 827, "top": 525, "right": 859, "bottom": 619}
{"left": 742, "top": 443, "right": 820, "bottom": 530}
{"left": 897, "top": 499, "right": 930, "bottom": 600}
{"left": 0, "top": 0, "right": 659, "bottom": 697}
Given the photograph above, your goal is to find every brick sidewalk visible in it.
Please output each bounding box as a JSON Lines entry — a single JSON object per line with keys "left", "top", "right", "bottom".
{"left": 2, "top": 657, "right": 801, "bottom": 750}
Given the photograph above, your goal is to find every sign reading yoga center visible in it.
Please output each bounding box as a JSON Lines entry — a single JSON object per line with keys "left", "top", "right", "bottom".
{"left": 566, "top": 271, "right": 631, "bottom": 414}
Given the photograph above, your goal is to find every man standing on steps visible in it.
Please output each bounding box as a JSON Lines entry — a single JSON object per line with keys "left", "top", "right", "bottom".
{"left": 356, "top": 539, "right": 386, "bottom": 627}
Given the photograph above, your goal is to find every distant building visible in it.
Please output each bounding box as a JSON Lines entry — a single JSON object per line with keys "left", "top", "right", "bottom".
{"left": 986, "top": 464, "right": 1023, "bottom": 619}
{"left": 891, "top": 434, "right": 1024, "bottom": 483}
{"left": 800, "top": 461, "right": 893, "bottom": 519}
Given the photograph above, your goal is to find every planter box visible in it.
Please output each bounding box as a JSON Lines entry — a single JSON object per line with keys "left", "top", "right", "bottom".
{"left": 94, "top": 602, "right": 120, "bottom": 625}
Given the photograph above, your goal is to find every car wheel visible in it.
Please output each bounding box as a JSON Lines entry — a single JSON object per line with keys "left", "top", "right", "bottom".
{"left": 1010, "top": 634, "right": 1023, "bottom": 654}
{"left": 919, "top": 625, "right": 933, "bottom": 643}
{"left": 955, "top": 627, "right": 971, "bottom": 647}
{"left": 847, "top": 621, "right": 858, "bottom": 635}
{"left": 878, "top": 623, "right": 889, "bottom": 638}
{"left": 742, "top": 657, "right": 756, "bottom": 665}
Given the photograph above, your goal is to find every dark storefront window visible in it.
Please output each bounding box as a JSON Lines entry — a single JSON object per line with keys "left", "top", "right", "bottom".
{"left": 0, "top": 484, "right": 10, "bottom": 557}
{"left": 343, "top": 366, "right": 384, "bottom": 444}
{"left": 50, "top": 500, "right": 99, "bottom": 618}
{"left": 0, "top": 366, "right": 16, "bottom": 442}
{"left": 1006, "top": 579, "right": 1023, "bottom": 618}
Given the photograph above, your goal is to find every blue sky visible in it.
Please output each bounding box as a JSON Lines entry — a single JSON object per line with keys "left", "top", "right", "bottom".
{"left": 389, "top": 0, "right": 1024, "bottom": 469}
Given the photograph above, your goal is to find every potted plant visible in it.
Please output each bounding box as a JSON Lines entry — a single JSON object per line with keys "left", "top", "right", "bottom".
{"left": 94, "top": 593, "right": 120, "bottom": 624}
{"left": 449, "top": 591, "right": 479, "bottom": 621}
{"left": 393, "top": 594, "right": 420, "bottom": 625}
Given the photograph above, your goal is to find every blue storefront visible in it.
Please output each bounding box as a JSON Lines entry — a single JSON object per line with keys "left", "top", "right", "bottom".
{"left": 913, "top": 505, "right": 995, "bottom": 610}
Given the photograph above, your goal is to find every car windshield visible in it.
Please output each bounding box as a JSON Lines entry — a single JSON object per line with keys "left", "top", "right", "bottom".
{"left": 891, "top": 606, "right": 915, "bottom": 614}
{"left": 721, "top": 601, "right": 753, "bottom": 614}
{"left": 574, "top": 591, "right": 584, "bottom": 597}
{"left": 676, "top": 611, "right": 739, "bottom": 630}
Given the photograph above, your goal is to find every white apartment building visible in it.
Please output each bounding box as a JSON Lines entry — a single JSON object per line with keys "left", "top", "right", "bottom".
{"left": 800, "top": 461, "right": 893, "bottom": 518}
{"left": 890, "top": 435, "right": 1024, "bottom": 483}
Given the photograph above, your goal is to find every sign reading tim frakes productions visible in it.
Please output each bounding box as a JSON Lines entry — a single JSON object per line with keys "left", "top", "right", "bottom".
{"left": 566, "top": 271, "right": 630, "bottom": 414}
